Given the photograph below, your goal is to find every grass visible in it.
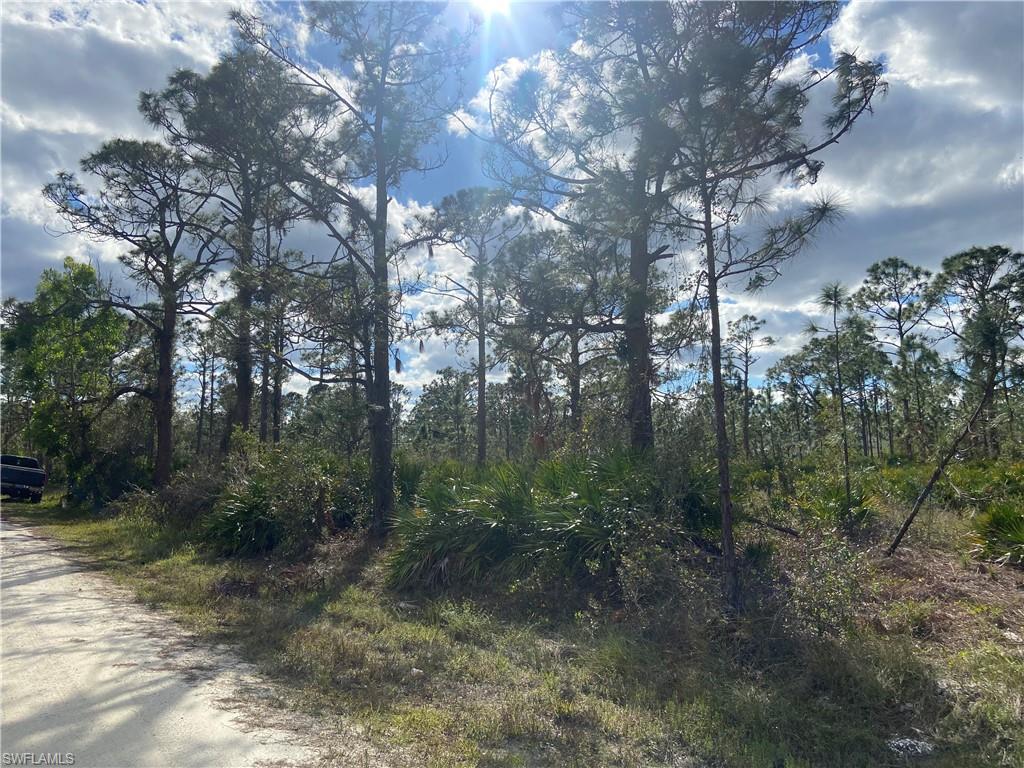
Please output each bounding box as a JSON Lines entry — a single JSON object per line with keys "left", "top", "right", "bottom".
{"left": 3, "top": 489, "right": 1023, "bottom": 768}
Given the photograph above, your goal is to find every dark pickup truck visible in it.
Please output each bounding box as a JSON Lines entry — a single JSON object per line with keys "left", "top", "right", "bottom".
{"left": 1, "top": 454, "right": 46, "bottom": 503}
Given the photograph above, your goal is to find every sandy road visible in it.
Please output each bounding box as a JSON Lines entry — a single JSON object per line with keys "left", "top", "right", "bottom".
{"left": 0, "top": 518, "right": 321, "bottom": 768}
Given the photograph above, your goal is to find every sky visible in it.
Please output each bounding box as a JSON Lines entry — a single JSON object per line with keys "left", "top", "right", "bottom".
{"left": 2, "top": 0, "right": 1023, "bottom": 398}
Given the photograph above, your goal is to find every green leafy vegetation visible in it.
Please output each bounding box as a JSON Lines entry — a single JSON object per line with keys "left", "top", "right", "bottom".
{"left": 971, "top": 502, "right": 1024, "bottom": 566}
{"left": 389, "top": 453, "right": 668, "bottom": 588}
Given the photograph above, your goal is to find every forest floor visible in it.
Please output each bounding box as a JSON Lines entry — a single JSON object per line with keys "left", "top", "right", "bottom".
{"left": 2, "top": 493, "right": 1022, "bottom": 768}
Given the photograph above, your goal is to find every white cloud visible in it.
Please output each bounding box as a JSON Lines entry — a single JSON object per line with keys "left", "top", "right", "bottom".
{"left": 830, "top": 0, "right": 1023, "bottom": 111}
{"left": 1, "top": 0, "right": 247, "bottom": 297}
{"left": 4, "top": 1, "right": 246, "bottom": 68}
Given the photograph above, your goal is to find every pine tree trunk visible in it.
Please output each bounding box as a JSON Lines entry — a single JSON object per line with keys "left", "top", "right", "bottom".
{"left": 885, "top": 389, "right": 895, "bottom": 455}
{"left": 913, "top": 358, "right": 927, "bottom": 453}
{"left": 223, "top": 206, "right": 255, "bottom": 450}
{"left": 901, "top": 394, "right": 914, "bottom": 458}
{"left": 153, "top": 291, "right": 176, "bottom": 488}
{"left": 625, "top": 130, "right": 654, "bottom": 452}
{"left": 272, "top": 323, "right": 284, "bottom": 444}
{"left": 858, "top": 385, "right": 870, "bottom": 457}
{"left": 207, "top": 361, "right": 217, "bottom": 456}
{"left": 898, "top": 339, "right": 914, "bottom": 458}
{"left": 349, "top": 342, "right": 361, "bottom": 456}
{"left": 873, "top": 390, "right": 884, "bottom": 457}
{"left": 742, "top": 365, "right": 751, "bottom": 457}
{"left": 259, "top": 339, "right": 271, "bottom": 443}
{"left": 195, "top": 354, "right": 208, "bottom": 454}
{"left": 368, "top": 122, "right": 394, "bottom": 538}
{"left": 476, "top": 289, "right": 487, "bottom": 467}
{"left": 703, "top": 190, "right": 739, "bottom": 610}
{"left": 833, "top": 308, "right": 852, "bottom": 513}
{"left": 505, "top": 404, "right": 512, "bottom": 459}
{"left": 1003, "top": 361, "right": 1018, "bottom": 458}
{"left": 568, "top": 332, "right": 582, "bottom": 433}
{"left": 626, "top": 229, "right": 654, "bottom": 451}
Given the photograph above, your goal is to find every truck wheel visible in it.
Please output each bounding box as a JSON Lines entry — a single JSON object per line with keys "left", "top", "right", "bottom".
{"left": 30, "top": 493, "right": 42, "bottom": 504}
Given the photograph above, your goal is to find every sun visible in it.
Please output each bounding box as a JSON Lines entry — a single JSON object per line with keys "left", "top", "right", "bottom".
{"left": 471, "top": 0, "right": 511, "bottom": 19}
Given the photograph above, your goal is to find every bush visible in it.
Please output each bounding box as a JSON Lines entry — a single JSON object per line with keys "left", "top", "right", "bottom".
{"left": 942, "top": 462, "right": 1024, "bottom": 509}
{"left": 616, "top": 535, "right": 716, "bottom": 631}
{"left": 532, "top": 452, "right": 659, "bottom": 579}
{"left": 869, "top": 464, "right": 931, "bottom": 508}
{"left": 388, "top": 452, "right": 677, "bottom": 588}
{"left": 331, "top": 456, "right": 372, "bottom": 529}
{"left": 394, "top": 452, "right": 426, "bottom": 508}
{"left": 796, "top": 469, "right": 876, "bottom": 531}
{"left": 106, "top": 487, "right": 190, "bottom": 559}
{"left": 66, "top": 448, "right": 150, "bottom": 506}
{"left": 157, "top": 462, "right": 227, "bottom": 529}
{"left": 198, "top": 442, "right": 342, "bottom": 558}
{"left": 940, "top": 641, "right": 1024, "bottom": 766}
{"left": 969, "top": 501, "right": 1024, "bottom": 565}
{"left": 203, "top": 474, "right": 280, "bottom": 556}
{"left": 779, "top": 529, "right": 866, "bottom": 636}
{"left": 417, "top": 457, "right": 482, "bottom": 489}
{"left": 109, "top": 485, "right": 166, "bottom": 521}
{"left": 655, "top": 458, "right": 719, "bottom": 534}
{"left": 388, "top": 466, "right": 537, "bottom": 587}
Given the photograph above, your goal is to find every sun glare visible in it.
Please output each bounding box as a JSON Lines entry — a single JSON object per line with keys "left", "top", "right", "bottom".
{"left": 472, "top": 0, "right": 511, "bottom": 19}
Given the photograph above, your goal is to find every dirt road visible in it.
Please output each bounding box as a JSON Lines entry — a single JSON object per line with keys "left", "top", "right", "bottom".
{"left": 0, "top": 519, "right": 320, "bottom": 768}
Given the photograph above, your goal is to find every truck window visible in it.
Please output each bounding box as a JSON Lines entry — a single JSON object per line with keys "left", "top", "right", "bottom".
{"left": 1, "top": 455, "right": 40, "bottom": 469}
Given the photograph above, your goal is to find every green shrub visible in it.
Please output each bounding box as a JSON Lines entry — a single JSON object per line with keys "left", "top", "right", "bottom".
{"left": 942, "top": 462, "right": 1024, "bottom": 509}
{"left": 969, "top": 501, "right": 1024, "bottom": 565}
{"left": 158, "top": 462, "right": 227, "bottom": 529}
{"left": 743, "top": 468, "right": 775, "bottom": 495}
{"left": 388, "top": 466, "right": 538, "bottom": 587}
{"left": 66, "top": 448, "right": 150, "bottom": 505}
{"left": 417, "top": 457, "right": 481, "bottom": 489}
{"left": 203, "top": 474, "right": 279, "bottom": 556}
{"left": 940, "top": 641, "right": 1024, "bottom": 767}
{"left": 198, "top": 442, "right": 342, "bottom": 558}
{"left": 796, "top": 470, "right": 876, "bottom": 531}
{"left": 743, "top": 540, "right": 774, "bottom": 571}
{"left": 532, "top": 452, "right": 657, "bottom": 579}
{"left": 870, "top": 464, "right": 931, "bottom": 507}
{"left": 394, "top": 452, "right": 426, "bottom": 508}
{"left": 109, "top": 485, "right": 166, "bottom": 521}
{"left": 331, "top": 456, "right": 371, "bottom": 529}
{"left": 388, "top": 452, "right": 671, "bottom": 588}
{"left": 869, "top": 461, "right": 1023, "bottom": 518}
{"left": 882, "top": 599, "right": 939, "bottom": 638}
{"left": 107, "top": 487, "right": 190, "bottom": 560}
{"left": 656, "top": 459, "right": 719, "bottom": 533}
{"left": 778, "top": 528, "right": 865, "bottom": 636}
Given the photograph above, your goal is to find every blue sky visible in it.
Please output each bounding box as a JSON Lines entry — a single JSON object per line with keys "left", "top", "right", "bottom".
{"left": 2, "top": 1, "right": 1022, "bottom": 399}
{"left": 398, "top": 2, "right": 567, "bottom": 203}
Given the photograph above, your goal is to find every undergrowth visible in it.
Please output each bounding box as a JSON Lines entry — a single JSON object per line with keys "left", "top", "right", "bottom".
{"left": 4, "top": 455, "right": 1022, "bottom": 767}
